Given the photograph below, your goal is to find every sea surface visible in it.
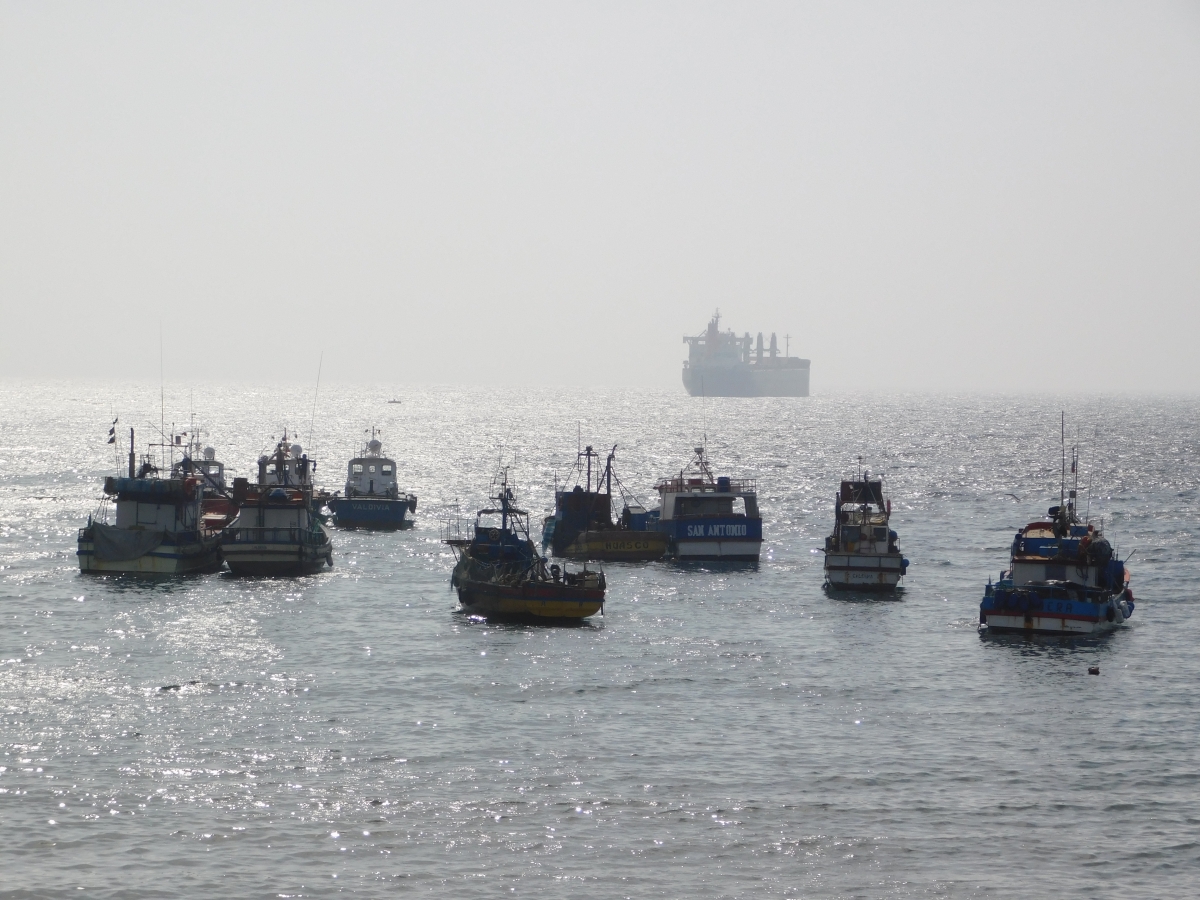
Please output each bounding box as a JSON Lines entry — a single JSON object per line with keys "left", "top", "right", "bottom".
{"left": 1, "top": 382, "right": 1197, "bottom": 899}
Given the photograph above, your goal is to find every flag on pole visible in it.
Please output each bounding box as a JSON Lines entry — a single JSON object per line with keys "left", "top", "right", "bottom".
{"left": 107, "top": 417, "right": 118, "bottom": 443}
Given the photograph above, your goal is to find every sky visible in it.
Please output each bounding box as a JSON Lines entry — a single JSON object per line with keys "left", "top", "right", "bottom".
{"left": 1, "top": 1, "right": 1198, "bottom": 392}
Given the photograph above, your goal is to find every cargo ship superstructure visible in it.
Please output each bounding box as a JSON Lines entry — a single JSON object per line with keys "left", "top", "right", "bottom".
{"left": 681, "top": 311, "right": 810, "bottom": 397}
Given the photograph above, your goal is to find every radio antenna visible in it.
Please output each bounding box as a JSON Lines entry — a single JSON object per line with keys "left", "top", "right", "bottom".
{"left": 309, "top": 351, "right": 323, "bottom": 450}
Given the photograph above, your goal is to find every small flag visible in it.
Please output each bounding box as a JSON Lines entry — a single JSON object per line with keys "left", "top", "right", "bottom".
{"left": 107, "top": 417, "right": 117, "bottom": 443}
{"left": 107, "top": 434, "right": 116, "bottom": 444}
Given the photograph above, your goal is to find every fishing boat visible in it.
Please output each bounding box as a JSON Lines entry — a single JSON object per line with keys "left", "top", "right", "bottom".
{"left": 980, "top": 436, "right": 1135, "bottom": 636}
{"left": 77, "top": 428, "right": 224, "bottom": 575}
{"left": 638, "top": 446, "right": 762, "bottom": 560}
{"left": 169, "top": 429, "right": 238, "bottom": 531}
{"left": 221, "top": 433, "right": 333, "bottom": 576}
{"left": 542, "top": 444, "right": 668, "bottom": 561}
{"left": 327, "top": 430, "right": 417, "bottom": 530}
{"left": 445, "top": 470, "right": 605, "bottom": 619}
{"left": 823, "top": 468, "right": 908, "bottom": 591}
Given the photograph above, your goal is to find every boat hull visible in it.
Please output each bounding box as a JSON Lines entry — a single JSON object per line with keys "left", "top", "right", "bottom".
{"left": 557, "top": 529, "right": 668, "bottom": 561}
{"left": 980, "top": 588, "right": 1134, "bottom": 636}
{"left": 223, "top": 543, "right": 332, "bottom": 576}
{"left": 77, "top": 532, "right": 223, "bottom": 576}
{"left": 221, "top": 525, "right": 333, "bottom": 576}
{"left": 456, "top": 579, "right": 604, "bottom": 619}
{"left": 682, "top": 363, "right": 810, "bottom": 398}
{"left": 824, "top": 553, "right": 905, "bottom": 591}
{"left": 328, "top": 496, "right": 413, "bottom": 530}
{"left": 657, "top": 517, "right": 762, "bottom": 560}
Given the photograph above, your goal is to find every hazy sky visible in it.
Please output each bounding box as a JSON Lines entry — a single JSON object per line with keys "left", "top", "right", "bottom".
{"left": 2, "top": 2, "right": 1197, "bottom": 391}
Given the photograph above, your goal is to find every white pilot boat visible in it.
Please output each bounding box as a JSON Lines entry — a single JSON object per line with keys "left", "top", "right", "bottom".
{"left": 327, "top": 430, "right": 417, "bottom": 529}
{"left": 221, "top": 433, "right": 333, "bottom": 576}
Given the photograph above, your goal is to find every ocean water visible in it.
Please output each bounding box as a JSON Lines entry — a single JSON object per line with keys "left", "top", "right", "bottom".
{"left": 0, "top": 382, "right": 1197, "bottom": 899}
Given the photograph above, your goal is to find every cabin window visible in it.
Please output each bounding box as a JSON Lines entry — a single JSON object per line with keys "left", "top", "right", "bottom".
{"left": 841, "top": 526, "right": 861, "bottom": 543}
{"left": 382, "top": 465, "right": 392, "bottom": 474}
{"left": 1045, "top": 564, "right": 1067, "bottom": 581}
{"left": 369, "top": 465, "right": 376, "bottom": 473}
{"left": 352, "top": 464, "right": 363, "bottom": 474}
{"left": 675, "top": 496, "right": 733, "bottom": 517}
{"left": 207, "top": 466, "right": 220, "bottom": 475}
{"left": 873, "top": 527, "right": 888, "bottom": 541}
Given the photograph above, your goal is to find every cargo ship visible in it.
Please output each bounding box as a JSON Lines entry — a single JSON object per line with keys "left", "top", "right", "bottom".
{"left": 681, "top": 311, "right": 810, "bottom": 397}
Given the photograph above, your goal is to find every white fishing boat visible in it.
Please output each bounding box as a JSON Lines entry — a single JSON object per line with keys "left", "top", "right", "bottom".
{"left": 221, "top": 433, "right": 333, "bottom": 576}
{"left": 823, "top": 469, "right": 908, "bottom": 591}
{"left": 77, "top": 428, "right": 224, "bottom": 575}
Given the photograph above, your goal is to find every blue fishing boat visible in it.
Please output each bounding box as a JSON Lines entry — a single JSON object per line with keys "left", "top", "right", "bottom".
{"left": 633, "top": 446, "right": 762, "bottom": 561}
{"left": 445, "top": 469, "right": 605, "bottom": 619}
{"left": 327, "top": 430, "right": 417, "bottom": 530}
{"left": 980, "top": 435, "right": 1135, "bottom": 636}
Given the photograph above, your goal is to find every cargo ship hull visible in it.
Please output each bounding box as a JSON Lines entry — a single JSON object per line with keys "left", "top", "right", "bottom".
{"left": 682, "top": 364, "right": 809, "bottom": 398}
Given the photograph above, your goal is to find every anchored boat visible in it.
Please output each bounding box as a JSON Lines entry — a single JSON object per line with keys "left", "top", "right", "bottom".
{"left": 221, "top": 433, "right": 333, "bottom": 576}
{"left": 643, "top": 446, "right": 762, "bottom": 561}
{"left": 445, "top": 470, "right": 605, "bottom": 619}
{"left": 77, "top": 428, "right": 224, "bottom": 575}
{"left": 823, "top": 469, "right": 908, "bottom": 591}
{"left": 980, "top": 436, "right": 1135, "bottom": 636}
{"left": 542, "top": 444, "right": 668, "bottom": 561}
{"left": 327, "top": 430, "right": 417, "bottom": 529}
{"left": 169, "top": 429, "right": 238, "bottom": 532}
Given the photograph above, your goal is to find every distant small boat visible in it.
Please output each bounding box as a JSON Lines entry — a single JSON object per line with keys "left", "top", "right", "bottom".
{"left": 823, "top": 468, "right": 907, "bottom": 591}
{"left": 327, "top": 429, "right": 417, "bottom": 530}
{"left": 387, "top": 399, "right": 402, "bottom": 404}
{"left": 542, "top": 444, "right": 668, "bottom": 561}
{"left": 445, "top": 469, "right": 605, "bottom": 620}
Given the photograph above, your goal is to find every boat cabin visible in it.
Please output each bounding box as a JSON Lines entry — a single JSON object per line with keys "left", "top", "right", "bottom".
{"left": 103, "top": 476, "right": 202, "bottom": 533}
{"left": 656, "top": 469, "right": 759, "bottom": 522}
{"left": 258, "top": 441, "right": 314, "bottom": 487}
{"left": 344, "top": 439, "right": 398, "bottom": 498}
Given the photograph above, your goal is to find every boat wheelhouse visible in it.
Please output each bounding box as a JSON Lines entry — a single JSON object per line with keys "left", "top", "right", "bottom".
{"left": 542, "top": 444, "right": 668, "bottom": 561}
{"left": 980, "top": 436, "right": 1135, "bottom": 636}
{"left": 327, "top": 431, "right": 417, "bottom": 530}
{"left": 170, "top": 430, "right": 237, "bottom": 532}
{"left": 221, "top": 433, "right": 332, "bottom": 576}
{"left": 445, "top": 470, "right": 605, "bottom": 619}
{"left": 77, "top": 428, "right": 224, "bottom": 575}
{"left": 647, "top": 447, "right": 762, "bottom": 561}
{"left": 823, "top": 472, "right": 907, "bottom": 591}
